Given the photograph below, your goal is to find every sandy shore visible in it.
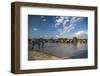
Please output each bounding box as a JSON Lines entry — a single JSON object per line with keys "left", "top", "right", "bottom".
{"left": 28, "top": 49, "right": 62, "bottom": 60}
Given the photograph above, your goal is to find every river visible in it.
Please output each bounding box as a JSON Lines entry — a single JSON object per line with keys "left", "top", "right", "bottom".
{"left": 29, "top": 43, "right": 88, "bottom": 59}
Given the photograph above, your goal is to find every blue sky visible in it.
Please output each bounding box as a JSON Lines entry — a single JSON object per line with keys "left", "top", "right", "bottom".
{"left": 28, "top": 15, "right": 88, "bottom": 39}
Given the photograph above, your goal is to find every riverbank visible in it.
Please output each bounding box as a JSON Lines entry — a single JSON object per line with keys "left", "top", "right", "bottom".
{"left": 28, "top": 49, "right": 62, "bottom": 60}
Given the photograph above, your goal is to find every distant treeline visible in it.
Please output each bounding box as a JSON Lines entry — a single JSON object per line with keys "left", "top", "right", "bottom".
{"left": 29, "top": 37, "right": 87, "bottom": 44}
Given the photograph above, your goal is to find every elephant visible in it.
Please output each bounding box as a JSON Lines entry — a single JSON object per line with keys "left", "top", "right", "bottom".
{"left": 31, "top": 39, "right": 45, "bottom": 50}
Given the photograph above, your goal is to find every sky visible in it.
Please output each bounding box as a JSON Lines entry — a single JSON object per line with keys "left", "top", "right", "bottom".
{"left": 28, "top": 15, "right": 88, "bottom": 39}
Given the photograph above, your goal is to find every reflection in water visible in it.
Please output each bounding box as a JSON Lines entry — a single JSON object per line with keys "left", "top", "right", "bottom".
{"left": 29, "top": 43, "right": 88, "bottom": 59}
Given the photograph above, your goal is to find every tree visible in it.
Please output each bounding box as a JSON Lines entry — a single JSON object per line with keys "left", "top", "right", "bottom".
{"left": 73, "top": 37, "right": 78, "bottom": 43}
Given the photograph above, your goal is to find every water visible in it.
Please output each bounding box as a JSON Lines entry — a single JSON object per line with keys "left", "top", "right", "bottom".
{"left": 29, "top": 43, "right": 88, "bottom": 59}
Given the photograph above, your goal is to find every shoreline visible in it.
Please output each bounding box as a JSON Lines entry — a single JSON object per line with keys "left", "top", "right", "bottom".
{"left": 28, "top": 49, "right": 62, "bottom": 60}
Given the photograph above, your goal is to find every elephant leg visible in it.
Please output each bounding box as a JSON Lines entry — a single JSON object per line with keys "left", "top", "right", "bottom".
{"left": 42, "top": 42, "right": 44, "bottom": 48}
{"left": 32, "top": 44, "right": 34, "bottom": 50}
{"left": 38, "top": 43, "right": 40, "bottom": 50}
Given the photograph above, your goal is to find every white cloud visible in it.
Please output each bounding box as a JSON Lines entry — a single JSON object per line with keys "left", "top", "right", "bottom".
{"left": 55, "top": 16, "right": 64, "bottom": 27}
{"left": 54, "top": 16, "right": 85, "bottom": 37}
{"left": 63, "top": 19, "right": 69, "bottom": 26}
{"left": 56, "top": 16, "right": 59, "bottom": 19}
{"left": 41, "top": 16, "right": 44, "bottom": 18}
{"left": 59, "top": 24, "right": 75, "bottom": 36}
{"left": 74, "top": 31, "right": 88, "bottom": 39}
{"left": 67, "top": 26, "right": 75, "bottom": 32}
{"left": 43, "top": 19, "right": 46, "bottom": 21}
{"left": 55, "top": 35, "right": 60, "bottom": 38}
{"left": 70, "top": 17, "right": 84, "bottom": 24}
{"left": 41, "top": 16, "right": 46, "bottom": 22}
{"left": 33, "top": 28, "right": 38, "bottom": 31}
{"left": 56, "top": 16, "right": 64, "bottom": 23}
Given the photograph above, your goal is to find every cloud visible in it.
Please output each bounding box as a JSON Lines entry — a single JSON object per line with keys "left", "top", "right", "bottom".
{"left": 33, "top": 28, "right": 38, "bottom": 31}
{"left": 43, "top": 19, "right": 46, "bottom": 21}
{"left": 70, "top": 17, "right": 84, "bottom": 24}
{"left": 74, "top": 31, "right": 88, "bottom": 39}
{"left": 67, "top": 26, "right": 75, "bottom": 32}
{"left": 41, "top": 16, "right": 44, "bottom": 18}
{"left": 55, "top": 17, "right": 64, "bottom": 28}
{"left": 55, "top": 35, "right": 59, "bottom": 38}
{"left": 56, "top": 17, "right": 64, "bottom": 23}
{"left": 59, "top": 24, "right": 75, "bottom": 36}
{"left": 41, "top": 16, "right": 46, "bottom": 22}
{"left": 54, "top": 16, "right": 85, "bottom": 37}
